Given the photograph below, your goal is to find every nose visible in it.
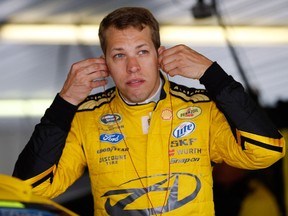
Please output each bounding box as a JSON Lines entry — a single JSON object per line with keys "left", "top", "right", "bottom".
{"left": 127, "top": 57, "right": 140, "bottom": 73}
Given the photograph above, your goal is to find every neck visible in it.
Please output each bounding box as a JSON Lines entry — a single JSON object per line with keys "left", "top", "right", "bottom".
{"left": 121, "top": 78, "right": 163, "bottom": 105}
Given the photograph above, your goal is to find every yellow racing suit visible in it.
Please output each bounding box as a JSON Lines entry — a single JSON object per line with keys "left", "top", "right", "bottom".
{"left": 13, "top": 62, "right": 285, "bottom": 215}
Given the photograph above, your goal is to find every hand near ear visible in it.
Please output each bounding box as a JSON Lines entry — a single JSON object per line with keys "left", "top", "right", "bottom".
{"left": 158, "top": 44, "right": 213, "bottom": 80}
{"left": 60, "top": 57, "right": 109, "bottom": 105}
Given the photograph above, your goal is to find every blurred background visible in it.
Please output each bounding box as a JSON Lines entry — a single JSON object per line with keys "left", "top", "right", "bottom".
{"left": 0, "top": 0, "right": 287, "bottom": 215}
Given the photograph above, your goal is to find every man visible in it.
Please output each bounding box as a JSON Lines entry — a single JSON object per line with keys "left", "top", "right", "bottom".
{"left": 13, "top": 7, "right": 285, "bottom": 216}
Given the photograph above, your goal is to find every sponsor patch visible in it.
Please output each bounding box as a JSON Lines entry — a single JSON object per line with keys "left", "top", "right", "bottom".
{"left": 100, "top": 133, "right": 124, "bottom": 144}
{"left": 99, "top": 154, "right": 127, "bottom": 165}
{"left": 170, "top": 157, "right": 200, "bottom": 164}
{"left": 170, "top": 138, "right": 197, "bottom": 147}
{"left": 101, "top": 173, "right": 201, "bottom": 214}
{"left": 176, "top": 148, "right": 202, "bottom": 155}
{"left": 169, "top": 149, "right": 175, "bottom": 156}
{"left": 100, "top": 113, "right": 122, "bottom": 125}
{"left": 97, "top": 147, "right": 129, "bottom": 154}
{"left": 161, "top": 108, "right": 173, "bottom": 120}
{"left": 177, "top": 107, "right": 201, "bottom": 119}
{"left": 172, "top": 122, "right": 195, "bottom": 138}
{"left": 142, "top": 115, "right": 150, "bottom": 134}
{"left": 98, "top": 125, "right": 124, "bottom": 132}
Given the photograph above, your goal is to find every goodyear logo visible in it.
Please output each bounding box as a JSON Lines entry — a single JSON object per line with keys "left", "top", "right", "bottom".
{"left": 100, "top": 113, "right": 122, "bottom": 125}
{"left": 173, "top": 122, "right": 195, "bottom": 138}
{"left": 100, "top": 133, "right": 124, "bottom": 144}
{"left": 177, "top": 107, "right": 201, "bottom": 119}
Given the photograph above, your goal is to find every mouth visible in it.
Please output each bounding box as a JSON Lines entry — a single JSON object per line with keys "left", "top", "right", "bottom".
{"left": 126, "top": 79, "right": 145, "bottom": 87}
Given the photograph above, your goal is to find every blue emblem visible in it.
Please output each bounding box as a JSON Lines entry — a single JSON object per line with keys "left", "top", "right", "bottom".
{"left": 173, "top": 122, "right": 195, "bottom": 138}
{"left": 100, "top": 133, "right": 124, "bottom": 144}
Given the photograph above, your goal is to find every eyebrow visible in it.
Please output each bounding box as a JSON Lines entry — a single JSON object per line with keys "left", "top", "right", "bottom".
{"left": 111, "top": 43, "right": 149, "bottom": 52}
{"left": 136, "top": 43, "right": 148, "bottom": 49}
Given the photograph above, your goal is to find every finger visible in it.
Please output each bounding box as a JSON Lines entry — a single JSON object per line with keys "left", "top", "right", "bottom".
{"left": 166, "top": 66, "right": 188, "bottom": 77}
{"left": 86, "top": 63, "right": 109, "bottom": 75}
{"left": 159, "top": 52, "right": 178, "bottom": 74}
{"left": 89, "top": 69, "right": 110, "bottom": 82}
{"left": 159, "top": 45, "right": 184, "bottom": 58}
{"left": 90, "top": 79, "right": 108, "bottom": 89}
{"left": 161, "top": 60, "right": 178, "bottom": 75}
{"left": 71, "top": 58, "right": 107, "bottom": 73}
{"left": 68, "top": 63, "right": 108, "bottom": 89}
{"left": 159, "top": 46, "right": 182, "bottom": 70}
{"left": 83, "top": 60, "right": 108, "bottom": 75}
{"left": 72, "top": 60, "right": 109, "bottom": 84}
{"left": 158, "top": 46, "right": 166, "bottom": 56}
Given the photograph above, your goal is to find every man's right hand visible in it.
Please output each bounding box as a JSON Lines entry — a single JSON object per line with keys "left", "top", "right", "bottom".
{"left": 59, "top": 57, "right": 109, "bottom": 105}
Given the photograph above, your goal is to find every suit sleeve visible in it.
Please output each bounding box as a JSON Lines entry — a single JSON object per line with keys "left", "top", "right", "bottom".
{"left": 200, "top": 62, "right": 285, "bottom": 168}
{"left": 12, "top": 94, "right": 78, "bottom": 188}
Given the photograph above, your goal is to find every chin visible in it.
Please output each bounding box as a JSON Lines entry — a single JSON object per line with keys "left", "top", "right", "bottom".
{"left": 129, "top": 95, "right": 147, "bottom": 104}
{"left": 126, "top": 91, "right": 147, "bottom": 103}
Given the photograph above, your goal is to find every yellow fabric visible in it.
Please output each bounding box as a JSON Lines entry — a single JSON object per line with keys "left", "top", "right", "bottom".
{"left": 0, "top": 174, "right": 78, "bottom": 216}
{"left": 31, "top": 78, "right": 285, "bottom": 215}
{"left": 239, "top": 180, "right": 281, "bottom": 216}
{"left": 281, "top": 128, "right": 288, "bottom": 215}
{"left": 24, "top": 165, "right": 55, "bottom": 186}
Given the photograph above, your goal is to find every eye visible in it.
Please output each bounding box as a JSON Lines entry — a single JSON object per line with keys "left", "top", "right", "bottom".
{"left": 139, "top": 50, "right": 149, "bottom": 55}
{"left": 114, "top": 53, "right": 125, "bottom": 59}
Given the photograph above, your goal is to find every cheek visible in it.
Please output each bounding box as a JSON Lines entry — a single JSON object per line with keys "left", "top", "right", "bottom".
{"left": 108, "top": 65, "right": 125, "bottom": 83}
{"left": 106, "top": 61, "right": 119, "bottom": 77}
{"left": 145, "top": 58, "right": 159, "bottom": 71}
{"left": 107, "top": 57, "right": 125, "bottom": 68}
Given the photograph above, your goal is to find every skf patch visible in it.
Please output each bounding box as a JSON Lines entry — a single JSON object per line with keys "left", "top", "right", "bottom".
{"left": 177, "top": 107, "right": 201, "bottom": 119}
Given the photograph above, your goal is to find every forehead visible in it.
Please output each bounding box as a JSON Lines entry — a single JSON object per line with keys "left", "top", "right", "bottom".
{"left": 105, "top": 26, "right": 153, "bottom": 48}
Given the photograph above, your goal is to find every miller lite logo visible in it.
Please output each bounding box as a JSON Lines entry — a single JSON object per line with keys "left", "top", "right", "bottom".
{"left": 172, "top": 122, "right": 195, "bottom": 138}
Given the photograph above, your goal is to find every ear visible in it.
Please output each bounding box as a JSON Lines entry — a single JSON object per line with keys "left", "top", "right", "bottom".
{"left": 100, "top": 55, "right": 111, "bottom": 75}
{"left": 157, "top": 46, "right": 165, "bottom": 70}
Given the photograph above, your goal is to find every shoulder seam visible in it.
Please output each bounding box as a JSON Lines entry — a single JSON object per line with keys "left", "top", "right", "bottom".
{"left": 77, "top": 87, "right": 116, "bottom": 111}
{"left": 170, "top": 82, "right": 211, "bottom": 103}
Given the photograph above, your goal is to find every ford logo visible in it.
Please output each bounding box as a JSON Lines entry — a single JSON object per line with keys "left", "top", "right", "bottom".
{"left": 100, "top": 133, "right": 124, "bottom": 144}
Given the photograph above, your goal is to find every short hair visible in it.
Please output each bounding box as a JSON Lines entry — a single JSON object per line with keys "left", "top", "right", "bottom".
{"left": 98, "top": 7, "right": 160, "bottom": 54}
